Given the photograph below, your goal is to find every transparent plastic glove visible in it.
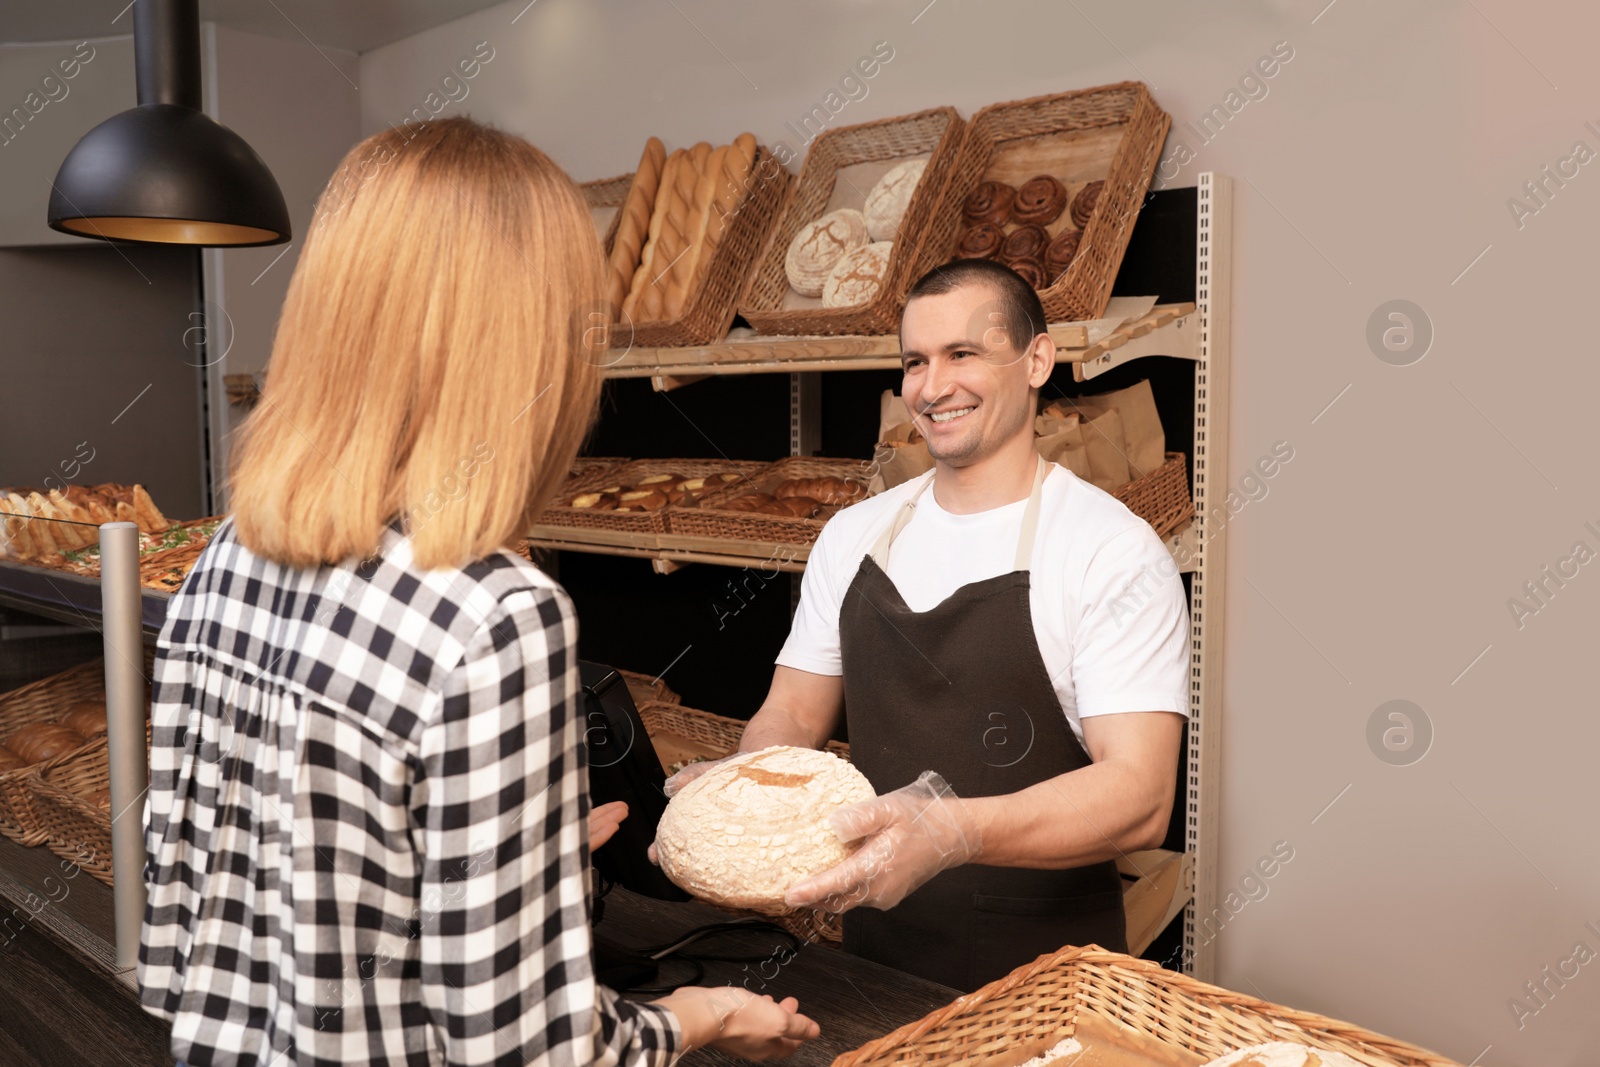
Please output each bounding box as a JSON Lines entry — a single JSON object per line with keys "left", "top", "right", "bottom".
{"left": 662, "top": 754, "right": 735, "bottom": 798}
{"left": 781, "top": 770, "right": 982, "bottom": 913}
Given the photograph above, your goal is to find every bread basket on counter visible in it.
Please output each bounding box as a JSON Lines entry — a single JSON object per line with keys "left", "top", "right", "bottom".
{"left": 666, "top": 455, "right": 874, "bottom": 548}
{"left": 833, "top": 944, "right": 1464, "bottom": 1067}
{"left": 739, "top": 108, "right": 966, "bottom": 337}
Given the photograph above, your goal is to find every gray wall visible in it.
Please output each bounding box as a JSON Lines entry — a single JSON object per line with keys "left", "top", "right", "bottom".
{"left": 358, "top": 3, "right": 1599, "bottom": 1066}
{"left": 0, "top": 243, "right": 204, "bottom": 518}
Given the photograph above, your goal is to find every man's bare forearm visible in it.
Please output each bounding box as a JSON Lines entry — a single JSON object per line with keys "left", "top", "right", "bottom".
{"left": 738, "top": 702, "right": 829, "bottom": 752}
{"left": 964, "top": 758, "right": 1173, "bottom": 869}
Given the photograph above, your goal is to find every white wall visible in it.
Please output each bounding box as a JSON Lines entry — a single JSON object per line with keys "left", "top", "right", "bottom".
{"left": 359, "top": 3, "right": 1600, "bottom": 1065}
{"left": 200, "top": 23, "right": 360, "bottom": 510}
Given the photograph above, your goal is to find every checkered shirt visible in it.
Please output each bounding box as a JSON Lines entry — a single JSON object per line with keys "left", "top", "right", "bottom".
{"left": 139, "top": 519, "right": 681, "bottom": 1066}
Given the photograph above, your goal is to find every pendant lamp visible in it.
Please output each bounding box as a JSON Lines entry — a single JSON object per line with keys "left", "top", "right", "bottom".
{"left": 47, "top": 0, "right": 291, "bottom": 246}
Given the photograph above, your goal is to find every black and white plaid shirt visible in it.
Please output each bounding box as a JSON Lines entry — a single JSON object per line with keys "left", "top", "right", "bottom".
{"left": 140, "top": 519, "right": 680, "bottom": 1066}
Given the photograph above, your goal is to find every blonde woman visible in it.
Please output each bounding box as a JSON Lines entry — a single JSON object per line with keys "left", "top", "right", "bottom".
{"left": 139, "top": 117, "right": 818, "bottom": 1066}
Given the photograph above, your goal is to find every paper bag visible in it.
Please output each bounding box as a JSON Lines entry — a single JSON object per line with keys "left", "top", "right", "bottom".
{"left": 1072, "top": 379, "right": 1165, "bottom": 478}
{"left": 873, "top": 390, "right": 934, "bottom": 492}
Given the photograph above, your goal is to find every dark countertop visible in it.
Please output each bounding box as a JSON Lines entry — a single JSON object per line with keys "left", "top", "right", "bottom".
{"left": 598, "top": 886, "right": 960, "bottom": 1066}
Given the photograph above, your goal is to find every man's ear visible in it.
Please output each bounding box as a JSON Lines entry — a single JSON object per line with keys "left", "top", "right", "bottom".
{"left": 1028, "top": 332, "right": 1056, "bottom": 389}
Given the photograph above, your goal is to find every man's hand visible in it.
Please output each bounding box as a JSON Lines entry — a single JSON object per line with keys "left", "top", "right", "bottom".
{"left": 783, "top": 771, "right": 982, "bottom": 913}
{"left": 590, "top": 800, "right": 628, "bottom": 852}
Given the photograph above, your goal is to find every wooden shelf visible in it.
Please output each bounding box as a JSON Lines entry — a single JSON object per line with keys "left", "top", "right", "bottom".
{"left": 528, "top": 519, "right": 1196, "bottom": 576}
{"left": 604, "top": 303, "right": 1196, "bottom": 391}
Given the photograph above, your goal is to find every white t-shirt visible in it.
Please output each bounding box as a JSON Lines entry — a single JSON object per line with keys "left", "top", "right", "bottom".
{"left": 777, "top": 464, "right": 1189, "bottom": 745}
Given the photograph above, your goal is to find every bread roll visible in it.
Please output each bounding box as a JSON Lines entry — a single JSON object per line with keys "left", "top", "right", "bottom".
{"left": 821, "top": 241, "right": 893, "bottom": 308}
{"left": 8, "top": 723, "right": 86, "bottom": 765}
{"left": 1201, "top": 1044, "right": 1365, "bottom": 1067}
{"left": 785, "top": 209, "right": 870, "bottom": 297}
{"left": 775, "top": 477, "right": 865, "bottom": 507}
{"left": 863, "top": 158, "right": 927, "bottom": 242}
{"left": 0, "top": 746, "right": 24, "bottom": 773}
{"left": 655, "top": 746, "right": 876, "bottom": 913}
{"left": 60, "top": 701, "right": 108, "bottom": 737}
{"left": 615, "top": 490, "right": 668, "bottom": 512}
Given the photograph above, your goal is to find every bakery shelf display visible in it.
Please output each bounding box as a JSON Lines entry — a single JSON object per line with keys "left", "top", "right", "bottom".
{"left": 833, "top": 943, "right": 1463, "bottom": 1067}
{"left": 739, "top": 107, "right": 966, "bottom": 336}
{"left": 926, "top": 81, "right": 1171, "bottom": 322}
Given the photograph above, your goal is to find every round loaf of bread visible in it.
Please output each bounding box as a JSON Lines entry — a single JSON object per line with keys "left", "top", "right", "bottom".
{"left": 655, "top": 746, "right": 876, "bottom": 913}
{"left": 60, "top": 701, "right": 109, "bottom": 737}
{"left": 8, "top": 723, "right": 86, "bottom": 765}
{"left": 1201, "top": 1044, "right": 1365, "bottom": 1067}
{"left": 822, "top": 241, "right": 894, "bottom": 308}
{"left": 785, "top": 208, "right": 871, "bottom": 297}
{"left": 863, "top": 159, "right": 927, "bottom": 241}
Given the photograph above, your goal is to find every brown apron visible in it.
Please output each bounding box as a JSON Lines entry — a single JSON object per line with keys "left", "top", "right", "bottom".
{"left": 838, "top": 456, "right": 1128, "bottom": 992}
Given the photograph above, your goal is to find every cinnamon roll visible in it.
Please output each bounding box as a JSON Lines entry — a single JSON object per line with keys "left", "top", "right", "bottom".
{"left": 1000, "top": 224, "right": 1049, "bottom": 262}
{"left": 962, "top": 181, "right": 1015, "bottom": 227}
{"left": 1070, "top": 180, "right": 1104, "bottom": 228}
{"left": 1045, "top": 228, "right": 1082, "bottom": 275}
{"left": 956, "top": 222, "right": 1004, "bottom": 259}
{"left": 1013, "top": 175, "right": 1068, "bottom": 226}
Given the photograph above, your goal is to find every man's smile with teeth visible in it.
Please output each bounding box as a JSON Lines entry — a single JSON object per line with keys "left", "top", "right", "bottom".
{"left": 928, "top": 406, "right": 975, "bottom": 423}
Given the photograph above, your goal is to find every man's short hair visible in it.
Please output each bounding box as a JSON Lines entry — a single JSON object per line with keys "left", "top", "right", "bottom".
{"left": 902, "top": 258, "right": 1049, "bottom": 357}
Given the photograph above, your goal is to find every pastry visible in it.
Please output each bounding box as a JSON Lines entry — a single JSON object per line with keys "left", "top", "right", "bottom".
{"left": 717, "top": 492, "right": 780, "bottom": 513}
{"left": 636, "top": 473, "right": 686, "bottom": 490}
{"left": 1200, "top": 1043, "right": 1365, "bottom": 1067}
{"left": 614, "top": 490, "right": 669, "bottom": 512}
{"left": 7, "top": 723, "right": 86, "bottom": 765}
{"left": 863, "top": 158, "right": 927, "bottom": 242}
{"left": 624, "top": 144, "right": 709, "bottom": 322}
{"left": 775, "top": 477, "right": 866, "bottom": 507}
{"left": 775, "top": 496, "right": 823, "bottom": 518}
{"left": 955, "top": 223, "right": 1003, "bottom": 259}
{"left": 604, "top": 136, "right": 667, "bottom": 317}
{"left": 1013, "top": 175, "right": 1068, "bottom": 226}
{"left": 1070, "top": 179, "right": 1104, "bottom": 228}
{"left": 821, "top": 241, "right": 893, "bottom": 308}
{"left": 60, "top": 701, "right": 109, "bottom": 737}
{"left": 89, "top": 788, "right": 112, "bottom": 810}
{"left": 0, "top": 746, "right": 23, "bottom": 773}
{"left": 962, "top": 180, "right": 1015, "bottom": 226}
{"left": 569, "top": 492, "right": 619, "bottom": 510}
{"left": 1000, "top": 224, "right": 1049, "bottom": 262}
{"left": 654, "top": 747, "right": 876, "bottom": 913}
{"left": 785, "top": 208, "right": 871, "bottom": 297}
{"left": 1045, "top": 228, "right": 1082, "bottom": 275}
{"left": 1005, "top": 257, "right": 1046, "bottom": 289}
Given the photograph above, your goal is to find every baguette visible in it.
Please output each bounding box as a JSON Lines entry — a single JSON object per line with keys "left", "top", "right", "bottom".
{"left": 604, "top": 137, "right": 667, "bottom": 318}
{"left": 623, "top": 148, "right": 691, "bottom": 323}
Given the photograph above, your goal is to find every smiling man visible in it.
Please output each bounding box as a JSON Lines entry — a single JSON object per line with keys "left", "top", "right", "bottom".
{"left": 667, "top": 259, "right": 1190, "bottom": 991}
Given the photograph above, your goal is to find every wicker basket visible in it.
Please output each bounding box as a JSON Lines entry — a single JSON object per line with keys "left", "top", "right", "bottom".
{"left": 530, "top": 459, "right": 768, "bottom": 545}
{"left": 621, "top": 145, "right": 792, "bottom": 348}
{"left": 1114, "top": 452, "right": 1193, "bottom": 540}
{"left": 926, "top": 82, "right": 1170, "bottom": 323}
{"left": 28, "top": 724, "right": 154, "bottom": 887}
{"left": 833, "top": 944, "right": 1464, "bottom": 1067}
{"left": 739, "top": 108, "right": 966, "bottom": 337}
{"left": 636, "top": 700, "right": 850, "bottom": 946}
{"left": 0, "top": 654, "right": 150, "bottom": 845}
{"left": 617, "top": 668, "right": 680, "bottom": 709}
{"left": 578, "top": 172, "right": 635, "bottom": 258}
{"left": 668, "top": 456, "right": 874, "bottom": 547}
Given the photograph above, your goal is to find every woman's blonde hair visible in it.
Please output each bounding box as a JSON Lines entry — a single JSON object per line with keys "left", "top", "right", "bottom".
{"left": 229, "top": 117, "right": 605, "bottom": 570}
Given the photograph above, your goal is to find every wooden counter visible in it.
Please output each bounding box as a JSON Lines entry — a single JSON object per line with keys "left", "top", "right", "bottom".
{"left": 598, "top": 886, "right": 960, "bottom": 1066}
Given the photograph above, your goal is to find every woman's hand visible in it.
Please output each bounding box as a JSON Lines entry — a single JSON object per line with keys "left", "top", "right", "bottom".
{"left": 656, "top": 987, "right": 819, "bottom": 1060}
{"left": 590, "top": 800, "right": 628, "bottom": 852}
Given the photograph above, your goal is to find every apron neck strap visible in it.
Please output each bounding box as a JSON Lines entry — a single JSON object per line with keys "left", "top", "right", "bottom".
{"left": 870, "top": 456, "right": 1052, "bottom": 571}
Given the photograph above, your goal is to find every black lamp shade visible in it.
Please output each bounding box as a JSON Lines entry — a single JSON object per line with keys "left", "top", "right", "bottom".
{"left": 48, "top": 104, "right": 291, "bottom": 246}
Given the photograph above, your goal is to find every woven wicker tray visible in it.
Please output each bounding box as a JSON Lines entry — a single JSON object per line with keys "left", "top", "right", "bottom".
{"left": 926, "top": 82, "right": 1170, "bottom": 323}
{"left": 1114, "top": 452, "right": 1193, "bottom": 540}
{"left": 833, "top": 944, "right": 1464, "bottom": 1067}
{"left": 28, "top": 727, "right": 151, "bottom": 887}
{"left": 622, "top": 145, "right": 792, "bottom": 348}
{"left": 668, "top": 456, "right": 874, "bottom": 547}
{"left": 530, "top": 458, "right": 769, "bottom": 548}
{"left": 739, "top": 108, "right": 966, "bottom": 337}
{"left": 0, "top": 654, "right": 149, "bottom": 845}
